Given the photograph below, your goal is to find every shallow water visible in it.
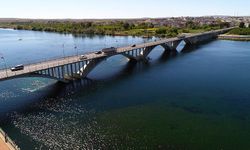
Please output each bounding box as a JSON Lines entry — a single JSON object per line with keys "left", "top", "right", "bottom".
{"left": 0, "top": 29, "right": 250, "bottom": 150}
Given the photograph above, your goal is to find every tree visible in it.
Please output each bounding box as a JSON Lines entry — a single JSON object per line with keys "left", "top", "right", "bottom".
{"left": 86, "top": 22, "right": 92, "bottom": 28}
{"left": 148, "top": 23, "right": 154, "bottom": 28}
{"left": 130, "top": 23, "right": 135, "bottom": 29}
{"left": 16, "top": 25, "right": 23, "bottom": 30}
{"left": 248, "top": 24, "right": 250, "bottom": 28}
{"left": 155, "top": 28, "right": 167, "bottom": 34}
{"left": 239, "top": 22, "right": 245, "bottom": 28}
{"left": 219, "top": 22, "right": 230, "bottom": 28}
{"left": 186, "top": 21, "right": 195, "bottom": 29}
{"left": 167, "top": 27, "right": 178, "bottom": 37}
{"left": 138, "top": 23, "right": 148, "bottom": 29}
{"left": 123, "top": 22, "right": 130, "bottom": 30}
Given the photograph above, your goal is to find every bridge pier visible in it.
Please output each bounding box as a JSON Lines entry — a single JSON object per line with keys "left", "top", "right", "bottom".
{"left": 79, "top": 57, "right": 107, "bottom": 78}
{"left": 184, "top": 33, "right": 218, "bottom": 49}
{"left": 122, "top": 51, "right": 140, "bottom": 62}
{"left": 162, "top": 40, "right": 182, "bottom": 53}
{"left": 122, "top": 41, "right": 182, "bottom": 62}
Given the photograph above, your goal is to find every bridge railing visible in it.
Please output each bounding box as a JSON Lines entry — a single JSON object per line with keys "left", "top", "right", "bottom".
{"left": 0, "top": 127, "right": 20, "bottom": 150}
{"left": 185, "top": 27, "right": 235, "bottom": 38}
{"left": 0, "top": 51, "right": 97, "bottom": 71}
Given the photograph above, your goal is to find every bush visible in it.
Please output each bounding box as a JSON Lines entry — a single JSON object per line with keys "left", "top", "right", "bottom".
{"left": 155, "top": 28, "right": 167, "bottom": 34}
{"left": 123, "top": 22, "right": 130, "bottom": 30}
{"left": 239, "top": 22, "right": 245, "bottom": 28}
{"left": 16, "top": 25, "right": 23, "bottom": 30}
{"left": 229, "top": 28, "right": 250, "bottom": 35}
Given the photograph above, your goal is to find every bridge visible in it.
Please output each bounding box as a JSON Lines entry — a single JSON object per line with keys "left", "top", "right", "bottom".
{"left": 0, "top": 28, "right": 234, "bottom": 83}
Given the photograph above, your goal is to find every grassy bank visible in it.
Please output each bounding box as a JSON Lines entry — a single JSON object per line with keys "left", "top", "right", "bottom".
{"left": 219, "top": 27, "right": 250, "bottom": 41}
{"left": 218, "top": 35, "right": 250, "bottom": 41}
{"left": 0, "top": 21, "right": 223, "bottom": 37}
{"left": 228, "top": 27, "right": 250, "bottom": 35}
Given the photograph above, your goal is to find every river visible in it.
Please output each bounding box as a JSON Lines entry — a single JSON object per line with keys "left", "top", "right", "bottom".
{"left": 0, "top": 28, "right": 250, "bottom": 150}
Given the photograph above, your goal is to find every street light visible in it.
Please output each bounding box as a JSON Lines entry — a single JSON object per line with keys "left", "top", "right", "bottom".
{"left": 0, "top": 54, "right": 8, "bottom": 77}
{"left": 74, "top": 44, "right": 78, "bottom": 56}
{"left": 62, "top": 43, "right": 65, "bottom": 58}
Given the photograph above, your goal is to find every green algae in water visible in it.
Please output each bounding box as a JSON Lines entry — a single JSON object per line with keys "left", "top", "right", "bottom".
{"left": 95, "top": 101, "right": 250, "bottom": 150}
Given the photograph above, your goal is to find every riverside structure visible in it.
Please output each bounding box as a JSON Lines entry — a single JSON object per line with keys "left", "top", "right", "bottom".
{"left": 0, "top": 128, "right": 20, "bottom": 150}
{"left": 0, "top": 28, "right": 234, "bottom": 83}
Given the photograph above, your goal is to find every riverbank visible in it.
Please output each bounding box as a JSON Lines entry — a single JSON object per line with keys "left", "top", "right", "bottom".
{"left": 0, "top": 21, "right": 223, "bottom": 38}
{"left": 218, "top": 34, "right": 250, "bottom": 41}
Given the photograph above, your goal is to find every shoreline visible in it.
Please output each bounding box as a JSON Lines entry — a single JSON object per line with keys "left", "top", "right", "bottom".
{"left": 0, "top": 27, "right": 156, "bottom": 38}
{"left": 0, "top": 24, "right": 221, "bottom": 39}
{"left": 218, "top": 34, "right": 250, "bottom": 41}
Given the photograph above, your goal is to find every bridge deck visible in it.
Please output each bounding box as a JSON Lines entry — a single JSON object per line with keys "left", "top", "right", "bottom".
{"left": 0, "top": 28, "right": 233, "bottom": 81}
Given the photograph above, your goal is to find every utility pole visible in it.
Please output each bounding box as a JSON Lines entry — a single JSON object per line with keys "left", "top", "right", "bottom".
{"left": 62, "top": 43, "right": 65, "bottom": 58}
{"left": 0, "top": 54, "right": 8, "bottom": 77}
{"left": 74, "top": 44, "right": 78, "bottom": 56}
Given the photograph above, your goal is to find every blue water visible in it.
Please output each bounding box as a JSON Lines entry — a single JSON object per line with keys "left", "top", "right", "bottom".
{"left": 0, "top": 28, "right": 250, "bottom": 150}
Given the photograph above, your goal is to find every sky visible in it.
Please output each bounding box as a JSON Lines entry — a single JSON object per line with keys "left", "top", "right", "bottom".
{"left": 0, "top": 0, "right": 249, "bottom": 19}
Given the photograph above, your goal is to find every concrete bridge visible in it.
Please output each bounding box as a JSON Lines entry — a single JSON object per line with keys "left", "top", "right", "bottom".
{"left": 0, "top": 28, "right": 234, "bottom": 83}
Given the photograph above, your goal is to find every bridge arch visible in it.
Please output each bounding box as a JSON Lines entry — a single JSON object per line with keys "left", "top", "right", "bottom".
{"left": 144, "top": 45, "right": 169, "bottom": 59}
{"left": 141, "top": 41, "right": 181, "bottom": 58}
{"left": 78, "top": 42, "right": 183, "bottom": 79}
{"left": 80, "top": 54, "right": 132, "bottom": 79}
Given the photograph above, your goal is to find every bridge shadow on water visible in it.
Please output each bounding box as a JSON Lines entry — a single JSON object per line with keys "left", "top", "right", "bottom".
{"left": 181, "top": 38, "right": 216, "bottom": 53}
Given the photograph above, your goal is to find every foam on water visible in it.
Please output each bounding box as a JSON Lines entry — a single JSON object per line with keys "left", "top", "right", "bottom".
{"left": 10, "top": 97, "right": 108, "bottom": 149}
{"left": 0, "top": 91, "right": 19, "bottom": 101}
{"left": 21, "top": 80, "right": 48, "bottom": 93}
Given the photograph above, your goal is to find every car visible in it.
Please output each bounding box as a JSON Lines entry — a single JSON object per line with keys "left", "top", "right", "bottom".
{"left": 102, "top": 47, "right": 117, "bottom": 54}
{"left": 95, "top": 51, "right": 102, "bottom": 54}
{"left": 11, "top": 65, "right": 24, "bottom": 71}
{"left": 79, "top": 55, "right": 87, "bottom": 60}
{"left": 131, "top": 44, "right": 136, "bottom": 47}
{"left": 177, "top": 35, "right": 186, "bottom": 39}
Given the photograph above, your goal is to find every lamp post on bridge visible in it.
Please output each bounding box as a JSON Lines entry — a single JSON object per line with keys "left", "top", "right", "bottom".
{"left": 74, "top": 44, "right": 78, "bottom": 56}
{"left": 0, "top": 54, "right": 8, "bottom": 77}
{"left": 62, "top": 43, "right": 65, "bottom": 58}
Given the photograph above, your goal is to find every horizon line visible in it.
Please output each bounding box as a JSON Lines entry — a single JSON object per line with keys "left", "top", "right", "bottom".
{"left": 0, "top": 15, "right": 249, "bottom": 20}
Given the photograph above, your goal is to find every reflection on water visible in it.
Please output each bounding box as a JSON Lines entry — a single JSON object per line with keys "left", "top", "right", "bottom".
{"left": 1, "top": 29, "right": 250, "bottom": 149}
